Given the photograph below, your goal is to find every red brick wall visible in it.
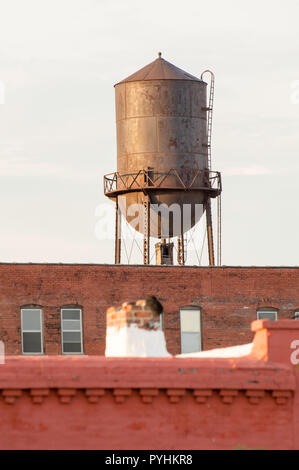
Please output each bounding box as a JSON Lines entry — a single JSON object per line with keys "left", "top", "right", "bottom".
{"left": 0, "top": 263, "right": 298, "bottom": 355}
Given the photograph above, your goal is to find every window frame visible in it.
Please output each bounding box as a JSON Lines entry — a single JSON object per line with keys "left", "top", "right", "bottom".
{"left": 256, "top": 308, "right": 278, "bottom": 321}
{"left": 60, "top": 307, "right": 84, "bottom": 355}
{"left": 21, "top": 307, "right": 44, "bottom": 355}
{"left": 179, "top": 306, "right": 202, "bottom": 354}
{"left": 157, "top": 312, "right": 163, "bottom": 331}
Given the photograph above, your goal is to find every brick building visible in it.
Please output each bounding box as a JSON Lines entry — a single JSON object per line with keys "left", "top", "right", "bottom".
{"left": 0, "top": 263, "right": 298, "bottom": 356}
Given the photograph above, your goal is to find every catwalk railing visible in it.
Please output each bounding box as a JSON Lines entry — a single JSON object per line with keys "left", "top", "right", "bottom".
{"left": 104, "top": 168, "right": 222, "bottom": 197}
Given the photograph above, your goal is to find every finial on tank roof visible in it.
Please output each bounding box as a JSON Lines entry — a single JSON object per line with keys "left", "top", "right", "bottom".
{"left": 158, "top": 51, "right": 162, "bottom": 58}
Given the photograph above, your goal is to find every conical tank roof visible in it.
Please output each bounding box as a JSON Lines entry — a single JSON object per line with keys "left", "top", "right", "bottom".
{"left": 115, "top": 53, "right": 202, "bottom": 85}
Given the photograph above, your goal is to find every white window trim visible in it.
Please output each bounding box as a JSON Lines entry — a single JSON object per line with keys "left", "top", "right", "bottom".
{"left": 21, "top": 308, "right": 44, "bottom": 355}
{"left": 60, "top": 308, "right": 84, "bottom": 355}
{"left": 179, "top": 307, "right": 202, "bottom": 353}
{"left": 257, "top": 309, "right": 278, "bottom": 321}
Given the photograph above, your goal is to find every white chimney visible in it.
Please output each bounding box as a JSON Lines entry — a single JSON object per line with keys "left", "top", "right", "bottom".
{"left": 105, "top": 299, "right": 171, "bottom": 357}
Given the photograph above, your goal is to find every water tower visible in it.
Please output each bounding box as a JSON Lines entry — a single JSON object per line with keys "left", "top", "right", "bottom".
{"left": 104, "top": 53, "right": 222, "bottom": 265}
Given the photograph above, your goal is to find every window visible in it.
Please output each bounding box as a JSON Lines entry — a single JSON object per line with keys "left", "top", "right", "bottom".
{"left": 21, "top": 308, "right": 43, "bottom": 354}
{"left": 61, "top": 308, "right": 83, "bottom": 354}
{"left": 158, "top": 314, "right": 163, "bottom": 331}
{"left": 180, "top": 307, "right": 201, "bottom": 353}
{"left": 257, "top": 308, "right": 277, "bottom": 322}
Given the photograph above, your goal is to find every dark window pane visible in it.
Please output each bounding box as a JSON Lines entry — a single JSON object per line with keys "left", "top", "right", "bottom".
{"left": 63, "top": 342, "right": 82, "bottom": 353}
{"left": 63, "top": 331, "right": 81, "bottom": 342}
{"left": 62, "top": 310, "right": 81, "bottom": 320}
{"left": 23, "top": 332, "right": 42, "bottom": 353}
{"left": 22, "top": 309, "right": 41, "bottom": 331}
{"left": 257, "top": 311, "right": 276, "bottom": 321}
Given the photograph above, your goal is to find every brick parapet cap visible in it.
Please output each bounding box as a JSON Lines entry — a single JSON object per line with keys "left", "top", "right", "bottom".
{"left": 252, "top": 319, "right": 299, "bottom": 331}
{"left": 0, "top": 355, "right": 295, "bottom": 392}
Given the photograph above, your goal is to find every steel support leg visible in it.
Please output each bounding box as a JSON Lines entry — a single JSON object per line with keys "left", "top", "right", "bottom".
{"left": 205, "top": 198, "right": 215, "bottom": 266}
{"left": 217, "top": 194, "right": 222, "bottom": 266}
{"left": 177, "top": 235, "right": 185, "bottom": 265}
{"left": 115, "top": 196, "right": 121, "bottom": 264}
{"left": 143, "top": 194, "right": 150, "bottom": 264}
{"left": 177, "top": 215, "right": 185, "bottom": 267}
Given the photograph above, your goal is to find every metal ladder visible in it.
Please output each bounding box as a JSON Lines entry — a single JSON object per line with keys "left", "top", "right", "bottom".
{"left": 200, "top": 70, "right": 221, "bottom": 266}
{"left": 200, "top": 70, "right": 215, "bottom": 171}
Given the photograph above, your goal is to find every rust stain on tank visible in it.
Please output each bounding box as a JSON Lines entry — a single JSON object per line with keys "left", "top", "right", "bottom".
{"left": 169, "top": 138, "right": 177, "bottom": 149}
{"left": 141, "top": 89, "right": 155, "bottom": 102}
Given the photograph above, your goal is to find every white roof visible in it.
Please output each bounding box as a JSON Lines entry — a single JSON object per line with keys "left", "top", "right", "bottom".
{"left": 177, "top": 343, "right": 253, "bottom": 358}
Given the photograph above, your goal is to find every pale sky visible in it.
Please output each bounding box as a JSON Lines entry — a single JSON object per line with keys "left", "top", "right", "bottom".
{"left": 0, "top": 0, "right": 298, "bottom": 265}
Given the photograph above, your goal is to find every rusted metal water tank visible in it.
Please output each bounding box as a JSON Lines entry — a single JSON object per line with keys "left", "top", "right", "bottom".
{"left": 104, "top": 53, "right": 221, "bottom": 239}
